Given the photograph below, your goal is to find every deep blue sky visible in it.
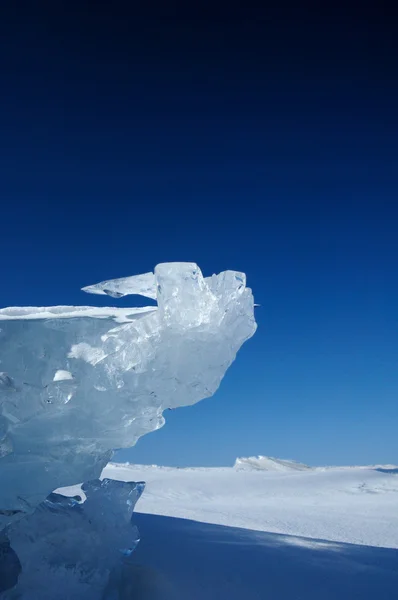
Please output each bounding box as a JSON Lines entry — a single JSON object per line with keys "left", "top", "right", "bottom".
{"left": 0, "top": 4, "right": 397, "bottom": 466}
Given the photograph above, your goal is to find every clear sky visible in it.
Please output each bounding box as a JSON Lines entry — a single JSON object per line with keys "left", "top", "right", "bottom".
{"left": 0, "top": 4, "right": 397, "bottom": 467}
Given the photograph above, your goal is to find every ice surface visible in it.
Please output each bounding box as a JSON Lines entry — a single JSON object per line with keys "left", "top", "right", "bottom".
{"left": 0, "top": 262, "right": 256, "bottom": 528}
{"left": 2, "top": 478, "right": 144, "bottom": 599}
{"left": 101, "top": 461, "right": 398, "bottom": 549}
{"left": 47, "top": 463, "right": 398, "bottom": 599}
{"left": 234, "top": 456, "right": 312, "bottom": 471}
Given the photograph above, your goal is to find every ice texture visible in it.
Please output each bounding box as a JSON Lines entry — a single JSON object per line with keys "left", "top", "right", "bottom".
{"left": 82, "top": 271, "right": 157, "bottom": 299}
{"left": 2, "top": 478, "right": 144, "bottom": 599}
{"left": 0, "top": 262, "right": 256, "bottom": 528}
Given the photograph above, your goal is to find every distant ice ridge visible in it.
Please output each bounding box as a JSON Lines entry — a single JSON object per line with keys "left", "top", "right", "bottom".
{"left": 2, "top": 479, "right": 144, "bottom": 599}
{"left": 234, "top": 456, "right": 311, "bottom": 472}
{"left": 0, "top": 262, "right": 257, "bottom": 528}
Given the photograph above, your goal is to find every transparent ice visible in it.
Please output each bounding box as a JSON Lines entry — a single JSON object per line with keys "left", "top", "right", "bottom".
{"left": 2, "top": 479, "right": 144, "bottom": 599}
{"left": 0, "top": 262, "right": 256, "bottom": 529}
{"left": 0, "top": 262, "right": 256, "bottom": 596}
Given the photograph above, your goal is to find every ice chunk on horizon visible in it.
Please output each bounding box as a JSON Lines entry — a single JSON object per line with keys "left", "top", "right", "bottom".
{"left": 0, "top": 262, "right": 257, "bottom": 529}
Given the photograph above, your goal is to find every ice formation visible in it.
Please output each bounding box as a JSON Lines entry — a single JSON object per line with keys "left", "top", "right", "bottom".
{"left": 82, "top": 271, "right": 157, "bottom": 300}
{"left": 0, "top": 263, "right": 257, "bottom": 529}
{"left": 2, "top": 479, "right": 144, "bottom": 598}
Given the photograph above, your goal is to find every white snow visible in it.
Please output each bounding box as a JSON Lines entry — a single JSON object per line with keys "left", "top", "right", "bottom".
{"left": 0, "top": 305, "right": 156, "bottom": 323}
{"left": 98, "top": 460, "right": 398, "bottom": 549}
{"left": 234, "top": 455, "right": 312, "bottom": 471}
{"left": 54, "top": 459, "right": 398, "bottom": 598}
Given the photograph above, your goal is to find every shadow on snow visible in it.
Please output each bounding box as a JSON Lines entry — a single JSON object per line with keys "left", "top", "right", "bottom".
{"left": 121, "top": 513, "right": 398, "bottom": 600}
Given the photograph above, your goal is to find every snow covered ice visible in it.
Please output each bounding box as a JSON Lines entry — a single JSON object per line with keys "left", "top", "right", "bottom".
{"left": 106, "top": 459, "right": 398, "bottom": 549}
{"left": 99, "top": 460, "right": 398, "bottom": 599}
{"left": 0, "top": 262, "right": 256, "bottom": 596}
